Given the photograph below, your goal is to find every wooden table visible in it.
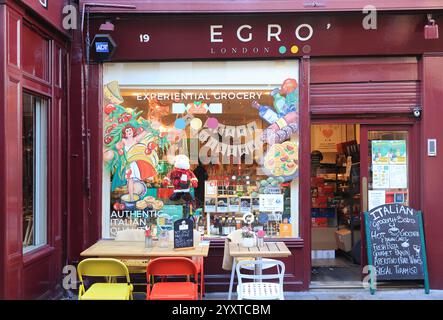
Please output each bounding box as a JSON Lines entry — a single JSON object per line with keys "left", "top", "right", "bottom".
{"left": 81, "top": 239, "right": 210, "bottom": 258}
{"left": 81, "top": 239, "right": 210, "bottom": 299}
{"left": 228, "top": 242, "right": 291, "bottom": 258}
{"left": 81, "top": 239, "right": 210, "bottom": 269}
{"left": 228, "top": 241, "right": 292, "bottom": 300}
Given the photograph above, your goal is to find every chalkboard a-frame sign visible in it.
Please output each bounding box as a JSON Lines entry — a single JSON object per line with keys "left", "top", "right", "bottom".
{"left": 364, "top": 204, "right": 430, "bottom": 294}
{"left": 174, "top": 218, "right": 194, "bottom": 250}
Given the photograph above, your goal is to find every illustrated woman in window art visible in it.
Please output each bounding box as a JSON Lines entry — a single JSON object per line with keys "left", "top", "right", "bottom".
{"left": 120, "top": 124, "right": 158, "bottom": 201}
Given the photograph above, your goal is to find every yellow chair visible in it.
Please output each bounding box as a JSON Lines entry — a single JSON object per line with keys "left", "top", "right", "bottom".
{"left": 77, "top": 258, "right": 133, "bottom": 300}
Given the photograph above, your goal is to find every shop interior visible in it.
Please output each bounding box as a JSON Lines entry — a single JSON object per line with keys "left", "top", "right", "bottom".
{"left": 310, "top": 124, "right": 414, "bottom": 285}
{"left": 310, "top": 124, "right": 362, "bottom": 283}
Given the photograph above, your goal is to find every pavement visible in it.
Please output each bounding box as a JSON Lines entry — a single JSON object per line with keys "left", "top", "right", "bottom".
{"left": 203, "top": 288, "right": 443, "bottom": 300}
{"left": 62, "top": 284, "right": 443, "bottom": 300}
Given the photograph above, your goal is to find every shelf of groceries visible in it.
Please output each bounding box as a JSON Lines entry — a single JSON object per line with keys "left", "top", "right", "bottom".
{"left": 110, "top": 161, "right": 295, "bottom": 239}
{"left": 202, "top": 177, "right": 293, "bottom": 238}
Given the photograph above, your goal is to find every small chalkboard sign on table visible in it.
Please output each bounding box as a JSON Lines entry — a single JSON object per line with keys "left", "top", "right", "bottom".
{"left": 364, "top": 203, "right": 430, "bottom": 294}
{"left": 174, "top": 218, "right": 194, "bottom": 250}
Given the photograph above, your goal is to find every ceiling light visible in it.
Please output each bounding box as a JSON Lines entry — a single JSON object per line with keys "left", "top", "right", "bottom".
{"left": 99, "top": 21, "right": 115, "bottom": 32}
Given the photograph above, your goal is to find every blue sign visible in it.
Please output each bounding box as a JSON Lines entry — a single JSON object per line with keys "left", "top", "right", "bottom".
{"left": 95, "top": 42, "right": 109, "bottom": 53}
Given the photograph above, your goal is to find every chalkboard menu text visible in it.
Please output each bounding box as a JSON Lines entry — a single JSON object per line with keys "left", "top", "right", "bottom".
{"left": 364, "top": 204, "right": 429, "bottom": 294}
{"left": 174, "top": 218, "right": 194, "bottom": 250}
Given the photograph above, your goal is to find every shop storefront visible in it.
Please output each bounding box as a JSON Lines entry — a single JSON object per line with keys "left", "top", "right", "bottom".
{"left": 68, "top": 6, "right": 443, "bottom": 292}
{"left": 2, "top": 0, "right": 443, "bottom": 300}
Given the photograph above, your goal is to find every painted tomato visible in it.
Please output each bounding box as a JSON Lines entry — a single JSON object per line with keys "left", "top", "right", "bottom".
{"left": 147, "top": 142, "right": 158, "bottom": 150}
{"left": 122, "top": 113, "right": 132, "bottom": 122}
{"left": 113, "top": 202, "right": 121, "bottom": 211}
{"left": 116, "top": 141, "right": 124, "bottom": 150}
{"left": 104, "top": 104, "right": 116, "bottom": 115}
{"left": 118, "top": 149, "right": 124, "bottom": 155}
{"left": 105, "top": 125, "right": 115, "bottom": 134}
{"left": 104, "top": 135, "right": 113, "bottom": 144}
{"left": 144, "top": 147, "right": 152, "bottom": 155}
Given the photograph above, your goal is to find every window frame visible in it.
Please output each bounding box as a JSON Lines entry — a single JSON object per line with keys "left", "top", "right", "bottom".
{"left": 22, "top": 92, "right": 48, "bottom": 254}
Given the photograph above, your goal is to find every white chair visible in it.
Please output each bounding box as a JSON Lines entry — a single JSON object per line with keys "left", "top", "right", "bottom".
{"left": 236, "top": 259, "right": 285, "bottom": 300}
{"left": 167, "top": 229, "right": 201, "bottom": 246}
{"left": 115, "top": 229, "right": 147, "bottom": 275}
{"left": 115, "top": 229, "right": 145, "bottom": 241}
{"left": 226, "top": 230, "right": 280, "bottom": 300}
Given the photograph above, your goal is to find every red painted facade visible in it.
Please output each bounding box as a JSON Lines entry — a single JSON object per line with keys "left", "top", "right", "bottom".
{"left": 0, "top": 0, "right": 69, "bottom": 299}
{"left": 1, "top": 0, "right": 443, "bottom": 299}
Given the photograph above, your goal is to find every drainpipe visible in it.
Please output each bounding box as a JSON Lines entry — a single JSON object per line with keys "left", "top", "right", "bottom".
{"left": 79, "top": 3, "right": 136, "bottom": 243}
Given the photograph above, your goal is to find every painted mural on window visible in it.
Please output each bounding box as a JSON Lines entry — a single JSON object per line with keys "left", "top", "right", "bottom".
{"left": 103, "top": 77, "right": 299, "bottom": 238}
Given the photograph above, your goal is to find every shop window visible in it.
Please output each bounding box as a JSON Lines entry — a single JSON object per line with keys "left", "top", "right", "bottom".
{"left": 22, "top": 24, "right": 50, "bottom": 82}
{"left": 102, "top": 61, "right": 300, "bottom": 239}
{"left": 23, "top": 93, "right": 48, "bottom": 251}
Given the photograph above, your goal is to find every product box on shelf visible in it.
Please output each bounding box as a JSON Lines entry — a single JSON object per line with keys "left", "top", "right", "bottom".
{"left": 335, "top": 228, "right": 352, "bottom": 252}
{"left": 312, "top": 227, "right": 338, "bottom": 250}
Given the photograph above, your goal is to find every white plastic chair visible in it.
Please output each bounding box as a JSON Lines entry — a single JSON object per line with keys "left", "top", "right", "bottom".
{"left": 226, "top": 230, "right": 280, "bottom": 300}
{"left": 115, "top": 229, "right": 147, "bottom": 276}
{"left": 115, "top": 229, "right": 145, "bottom": 241}
{"left": 236, "top": 259, "right": 285, "bottom": 300}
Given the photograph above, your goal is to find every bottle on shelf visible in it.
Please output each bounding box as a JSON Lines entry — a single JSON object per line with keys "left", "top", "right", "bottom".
{"left": 198, "top": 215, "right": 205, "bottom": 236}
{"left": 213, "top": 216, "right": 220, "bottom": 236}
{"left": 229, "top": 213, "right": 237, "bottom": 234}
{"left": 235, "top": 215, "right": 242, "bottom": 230}
{"left": 252, "top": 213, "right": 264, "bottom": 232}
{"left": 216, "top": 216, "right": 222, "bottom": 236}
{"left": 222, "top": 213, "right": 230, "bottom": 236}
{"left": 209, "top": 215, "right": 216, "bottom": 236}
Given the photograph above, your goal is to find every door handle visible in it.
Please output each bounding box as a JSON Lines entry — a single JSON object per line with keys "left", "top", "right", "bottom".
{"left": 362, "top": 177, "right": 368, "bottom": 212}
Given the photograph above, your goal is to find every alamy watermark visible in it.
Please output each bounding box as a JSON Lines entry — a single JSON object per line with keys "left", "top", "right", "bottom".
{"left": 362, "top": 264, "right": 378, "bottom": 290}
{"left": 362, "top": 5, "right": 378, "bottom": 30}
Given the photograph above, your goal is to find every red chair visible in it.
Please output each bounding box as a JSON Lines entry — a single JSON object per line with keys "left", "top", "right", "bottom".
{"left": 146, "top": 257, "right": 199, "bottom": 300}
{"left": 190, "top": 256, "right": 205, "bottom": 299}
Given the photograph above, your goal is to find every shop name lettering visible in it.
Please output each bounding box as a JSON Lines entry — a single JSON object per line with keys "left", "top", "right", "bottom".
{"left": 209, "top": 24, "right": 314, "bottom": 55}
{"left": 136, "top": 91, "right": 263, "bottom": 101}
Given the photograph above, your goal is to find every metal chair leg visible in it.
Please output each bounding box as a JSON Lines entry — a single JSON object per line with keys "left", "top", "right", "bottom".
{"left": 228, "top": 259, "right": 236, "bottom": 300}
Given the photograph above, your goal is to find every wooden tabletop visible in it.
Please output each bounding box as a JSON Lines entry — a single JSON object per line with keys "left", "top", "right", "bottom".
{"left": 80, "top": 240, "right": 210, "bottom": 258}
{"left": 229, "top": 242, "right": 292, "bottom": 258}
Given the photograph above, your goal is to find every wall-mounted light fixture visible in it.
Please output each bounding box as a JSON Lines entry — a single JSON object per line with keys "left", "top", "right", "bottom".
{"left": 99, "top": 21, "right": 115, "bottom": 32}
{"left": 424, "top": 14, "right": 439, "bottom": 40}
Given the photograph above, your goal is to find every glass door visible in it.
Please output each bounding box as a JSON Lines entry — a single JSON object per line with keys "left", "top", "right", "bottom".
{"left": 359, "top": 124, "right": 417, "bottom": 267}
{"left": 360, "top": 126, "right": 416, "bottom": 212}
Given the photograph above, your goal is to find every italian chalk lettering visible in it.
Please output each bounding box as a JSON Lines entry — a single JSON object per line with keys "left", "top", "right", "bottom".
{"left": 366, "top": 204, "right": 426, "bottom": 280}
